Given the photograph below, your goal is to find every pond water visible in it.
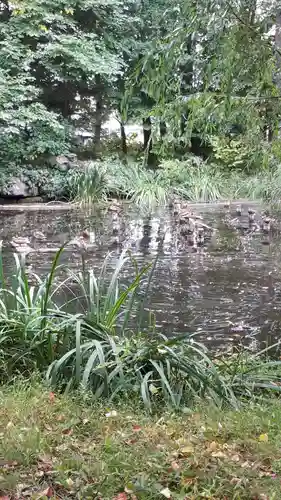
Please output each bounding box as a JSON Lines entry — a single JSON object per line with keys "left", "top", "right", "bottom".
{"left": 1, "top": 202, "right": 281, "bottom": 352}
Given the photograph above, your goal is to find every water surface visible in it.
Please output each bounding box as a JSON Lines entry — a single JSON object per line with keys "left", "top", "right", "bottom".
{"left": 1, "top": 202, "right": 280, "bottom": 351}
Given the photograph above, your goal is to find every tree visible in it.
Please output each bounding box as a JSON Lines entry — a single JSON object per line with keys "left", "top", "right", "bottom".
{"left": 0, "top": 0, "right": 131, "bottom": 165}
{"left": 130, "top": 0, "right": 281, "bottom": 167}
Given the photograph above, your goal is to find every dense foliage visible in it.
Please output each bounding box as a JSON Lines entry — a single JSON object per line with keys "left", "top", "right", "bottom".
{"left": 1, "top": 0, "right": 281, "bottom": 196}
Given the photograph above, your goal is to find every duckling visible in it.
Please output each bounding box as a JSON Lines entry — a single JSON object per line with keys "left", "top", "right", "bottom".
{"left": 81, "top": 229, "right": 95, "bottom": 244}
{"left": 224, "top": 201, "right": 230, "bottom": 209}
{"left": 33, "top": 231, "right": 46, "bottom": 241}
{"left": 173, "top": 203, "right": 181, "bottom": 217}
{"left": 187, "top": 231, "right": 196, "bottom": 246}
{"left": 248, "top": 209, "right": 255, "bottom": 223}
{"left": 67, "top": 231, "right": 90, "bottom": 250}
{"left": 180, "top": 222, "right": 190, "bottom": 237}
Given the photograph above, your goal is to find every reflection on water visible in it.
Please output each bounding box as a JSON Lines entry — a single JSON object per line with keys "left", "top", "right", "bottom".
{"left": 1, "top": 202, "right": 281, "bottom": 350}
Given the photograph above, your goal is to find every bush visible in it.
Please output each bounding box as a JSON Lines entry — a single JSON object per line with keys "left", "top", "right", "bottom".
{"left": 209, "top": 135, "right": 264, "bottom": 172}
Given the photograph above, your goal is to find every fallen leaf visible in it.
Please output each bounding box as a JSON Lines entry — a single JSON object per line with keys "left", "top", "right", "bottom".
{"left": 179, "top": 444, "right": 194, "bottom": 456}
{"left": 0, "top": 460, "right": 18, "bottom": 469}
{"left": 106, "top": 410, "right": 117, "bottom": 418}
{"left": 49, "top": 392, "right": 55, "bottom": 403}
{"left": 132, "top": 425, "right": 142, "bottom": 432}
{"left": 0, "top": 496, "right": 10, "bottom": 500}
{"left": 113, "top": 493, "right": 128, "bottom": 500}
{"left": 259, "top": 433, "right": 269, "bottom": 443}
{"left": 62, "top": 428, "right": 72, "bottom": 435}
{"left": 211, "top": 451, "right": 227, "bottom": 458}
{"left": 124, "top": 485, "right": 134, "bottom": 493}
{"left": 38, "top": 455, "right": 53, "bottom": 471}
{"left": 171, "top": 461, "right": 180, "bottom": 471}
{"left": 160, "top": 487, "right": 172, "bottom": 498}
{"left": 208, "top": 441, "right": 218, "bottom": 451}
{"left": 149, "top": 383, "right": 158, "bottom": 394}
{"left": 66, "top": 477, "right": 74, "bottom": 487}
{"left": 36, "top": 486, "right": 53, "bottom": 498}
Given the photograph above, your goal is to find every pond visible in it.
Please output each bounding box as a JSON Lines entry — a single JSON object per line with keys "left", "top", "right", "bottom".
{"left": 1, "top": 201, "right": 280, "bottom": 352}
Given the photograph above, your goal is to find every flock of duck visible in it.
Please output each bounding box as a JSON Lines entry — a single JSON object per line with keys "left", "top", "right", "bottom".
{"left": 223, "top": 203, "right": 274, "bottom": 235}
{"left": 6, "top": 200, "right": 276, "bottom": 255}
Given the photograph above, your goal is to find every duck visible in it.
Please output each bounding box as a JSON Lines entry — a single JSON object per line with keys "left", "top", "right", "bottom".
{"left": 196, "top": 227, "right": 205, "bottom": 245}
{"left": 236, "top": 205, "right": 242, "bottom": 216}
{"left": 108, "top": 201, "right": 122, "bottom": 213}
{"left": 262, "top": 217, "right": 271, "bottom": 233}
{"left": 33, "top": 231, "right": 47, "bottom": 241}
{"left": 10, "top": 237, "right": 33, "bottom": 254}
{"left": 248, "top": 208, "right": 255, "bottom": 223}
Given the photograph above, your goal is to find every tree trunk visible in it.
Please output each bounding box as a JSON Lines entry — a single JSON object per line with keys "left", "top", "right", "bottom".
{"left": 93, "top": 74, "right": 103, "bottom": 148}
{"left": 93, "top": 97, "right": 102, "bottom": 147}
{"left": 275, "top": 9, "right": 281, "bottom": 91}
{"left": 143, "top": 117, "right": 152, "bottom": 151}
{"left": 120, "top": 122, "right": 127, "bottom": 155}
{"left": 160, "top": 121, "right": 167, "bottom": 139}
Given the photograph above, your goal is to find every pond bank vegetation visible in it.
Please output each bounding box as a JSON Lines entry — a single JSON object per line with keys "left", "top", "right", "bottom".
{"left": 68, "top": 158, "right": 281, "bottom": 209}
{"left": 1, "top": 247, "right": 281, "bottom": 498}
{"left": 0, "top": 248, "right": 281, "bottom": 410}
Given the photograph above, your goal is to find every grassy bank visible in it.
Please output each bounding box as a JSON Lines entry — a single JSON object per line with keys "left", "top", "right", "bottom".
{"left": 1, "top": 382, "right": 281, "bottom": 499}
{"left": 69, "top": 157, "right": 281, "bottom": 208}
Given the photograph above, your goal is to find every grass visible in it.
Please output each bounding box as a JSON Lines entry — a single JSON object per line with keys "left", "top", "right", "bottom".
{"left": 68, "top": 155, "right": 281, "bottom": 207}
{"left": 1, "top": 381, "right": 281, "bottom": 499}
{"left": 69, "top": 161, "right": 169, "bottom": 210}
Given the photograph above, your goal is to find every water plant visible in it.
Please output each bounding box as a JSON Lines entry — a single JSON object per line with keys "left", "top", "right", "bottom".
{"left": 68, "top": 160, "right": 170, "bottom": 209}
{"left": 69, "top": 165, "right": 108, "bottom": 205}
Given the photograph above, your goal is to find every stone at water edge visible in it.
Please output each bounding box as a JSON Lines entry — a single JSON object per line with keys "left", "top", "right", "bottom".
{"left": 6, "top": 177, "right": 39, "bottom": 198}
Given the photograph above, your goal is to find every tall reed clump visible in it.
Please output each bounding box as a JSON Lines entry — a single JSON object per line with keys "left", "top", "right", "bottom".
{"left": 1, "top": 247, "right": 281, "bottom": 409}
{"left": 158, "top": 159, "right": 229, "bottom": 202}
{"left": 68, "top": 165, "right": 108, "bottom": 205}
{"left": 68, "top": 160, "right": 170, "bottom": 209}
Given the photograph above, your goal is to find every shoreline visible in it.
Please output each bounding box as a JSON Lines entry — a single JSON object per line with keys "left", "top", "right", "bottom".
{"left": 0, "top": 199, "right": 263, "bottom": 212}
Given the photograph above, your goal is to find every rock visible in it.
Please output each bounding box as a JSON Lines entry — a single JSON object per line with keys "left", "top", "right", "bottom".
{"left": 49, "top": 154, "right": 78, "bottom": 171}
{"left": 7, "top": 178, "right": 38, "bottom": 198}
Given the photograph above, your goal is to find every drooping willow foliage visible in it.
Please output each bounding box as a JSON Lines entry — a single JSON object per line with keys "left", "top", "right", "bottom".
{"left": 125, "top": 0, "right": 281, "bottom": 165}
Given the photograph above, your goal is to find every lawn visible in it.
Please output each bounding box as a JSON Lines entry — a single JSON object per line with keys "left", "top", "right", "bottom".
{"left": 1, "top": 383, "right": 281, "bottom": 499}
